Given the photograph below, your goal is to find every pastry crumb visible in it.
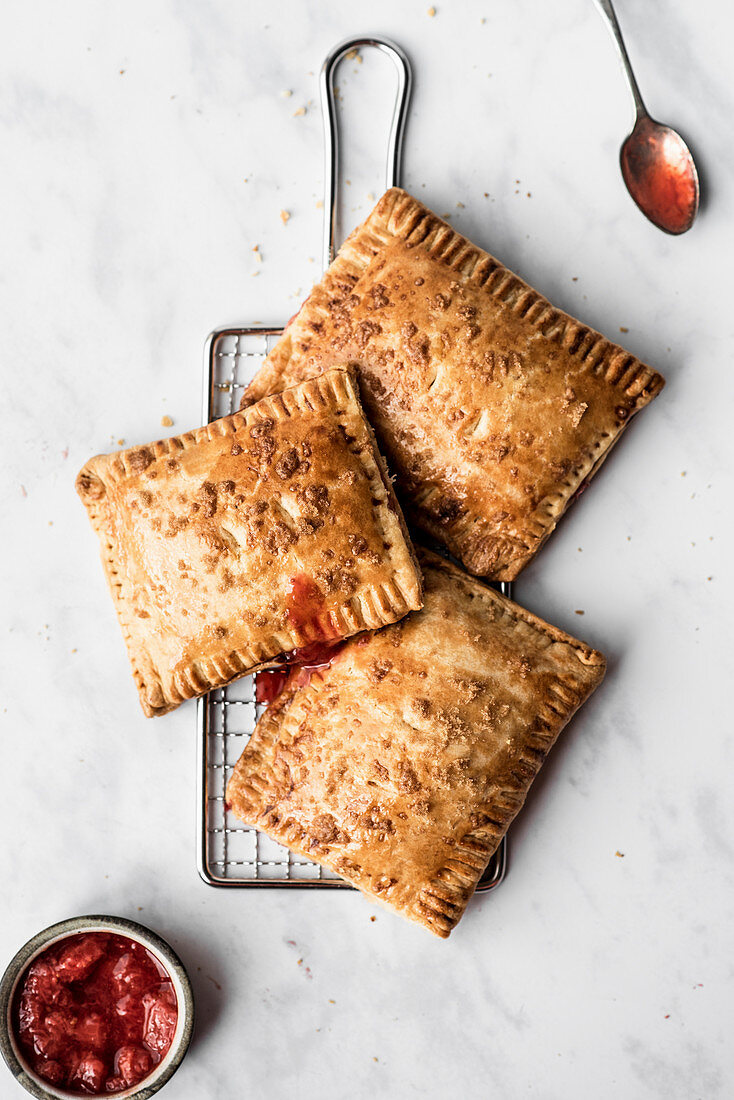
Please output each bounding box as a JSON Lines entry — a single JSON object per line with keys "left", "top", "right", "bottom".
{"left": 370, "top": 915, "right": 376, "bottom": 922}
{"left": 574, "top": 609, "right": 584, "bottom": 615}
{"left": 280, "top": 209, "right": 291, "bottom": 224}
{"left": 117, "top": 438, "right": 125, "bottom": 446}
{"left": 328, "top": 999, "right": 335, "bottom": 1004}
{"left": 572, "top": 276, "right": 578, "bottom": 281}
{"left": 252, "top": 244, "right": 262, "bottom": 262}
{"left": 373, "top": 1056, "right": 379, "bottom": 1063}
{"left": 293, "top": 106, "right": 307, "bottom": 116}
{"left": 619, "top": 326, "right": 629, "bottom": 333}
{"left": 315, "top": 199, "right": 324, "bottom": 209}
{"left": 615, "top": 850, "right": 624, "bottom": 858}
{"left": 664, "top": 1014, "right": 670, "bottom": 1019}
{"left": 282, "top": 89, "right": 292, "bottom": 97}
{"left": 71, "top": 648, "right": 77, "bottom": 654}
{"left": 20, "top": 485, "right": 27, "bottom": 498}
{"left": 160, "top": 415, "right": 173, "bottom": 428}
{"left": 427, "top": 6, "right": 436, "bottom": 15}
{"left": 345, "top": 48, "right": 360, "bottom": 60}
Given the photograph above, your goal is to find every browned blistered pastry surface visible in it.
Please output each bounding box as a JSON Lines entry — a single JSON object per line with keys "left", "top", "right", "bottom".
{"left": 227, "top": 549, "right": 605, "bottom": 936}
{"left": 76, "top": 368, "right": 422, "bottom": 716}
{"left": 243, "top": 188, "right": 665, "bottom": 580}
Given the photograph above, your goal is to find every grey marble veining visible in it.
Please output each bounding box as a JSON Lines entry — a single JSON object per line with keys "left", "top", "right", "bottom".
{"left": 1, "top": 1, "right": 733, "bottom": 1097}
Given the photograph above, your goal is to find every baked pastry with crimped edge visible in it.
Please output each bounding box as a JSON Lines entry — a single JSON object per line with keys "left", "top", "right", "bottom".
{"left": 226, "top": 548, "right": 605, "bottom": 937}
{"left": 242, "top": 188, "right": 665, "bottom": 581}
{"left": 76, "top": 368, "right": 422, "bottom": 716}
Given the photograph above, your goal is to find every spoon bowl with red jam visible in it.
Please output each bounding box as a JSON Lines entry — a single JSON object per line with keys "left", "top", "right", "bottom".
{"left": 595, "top": 0, "right": 699, "bottom": 235}
{"left": 1, "top": 916, "right": 194, "bottom": 1099}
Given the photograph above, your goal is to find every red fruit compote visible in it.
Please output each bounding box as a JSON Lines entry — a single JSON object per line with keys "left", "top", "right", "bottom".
{"left": 12, "top": 931, "right": 178, "bottom": 1095}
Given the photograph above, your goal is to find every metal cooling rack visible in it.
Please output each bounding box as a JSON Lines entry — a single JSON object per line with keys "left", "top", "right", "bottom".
{"left": 196, "top": 37, "right": 507, "bottom": 892}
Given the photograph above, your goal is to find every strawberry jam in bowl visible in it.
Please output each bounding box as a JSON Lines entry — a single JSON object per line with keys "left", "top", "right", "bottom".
{"left": 0, "top": 916, "right": 194, "bottom": 1099}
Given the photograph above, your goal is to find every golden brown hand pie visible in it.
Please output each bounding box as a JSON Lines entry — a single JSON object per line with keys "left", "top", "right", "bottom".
{"left": 227, "top": 548, "right": 606, "bottom": 937}
{"left": 242, "top": 188, "right": 665, "bottom": 581}
{"left": 76, "top": 368, "right": 422, "bottom": 716}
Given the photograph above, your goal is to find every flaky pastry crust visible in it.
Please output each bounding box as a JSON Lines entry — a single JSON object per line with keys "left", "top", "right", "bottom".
{"left": 227, "top": 548, "right": 605, "bottom": 936}
{"left": 76, "top": 368, "right": 422, "bottom": 716}
{"left": 242, "top": 188, "right": 665, "bottom": 580}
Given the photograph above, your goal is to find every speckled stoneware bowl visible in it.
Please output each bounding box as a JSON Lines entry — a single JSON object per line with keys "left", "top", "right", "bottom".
{"left": 0, "top": 915, "right": 195, "bottom": 1100}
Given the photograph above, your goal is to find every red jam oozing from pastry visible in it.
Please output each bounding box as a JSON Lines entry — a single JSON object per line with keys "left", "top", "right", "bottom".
{"left": 255, "top": 575, "right": 348, "bottom": 705}
{"left": 255, "top": 640, "right": 347, "bottom": 705}
{"left": 285, "top": 575, "right": 341, "bottom": 642}
{"left": 12, "top": 932, "right": 178, "bottom": 1095}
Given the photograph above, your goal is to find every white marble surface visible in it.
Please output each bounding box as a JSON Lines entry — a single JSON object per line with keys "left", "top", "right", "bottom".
{"left": 1, "top": 0, "right": 733, "bottom": 1096}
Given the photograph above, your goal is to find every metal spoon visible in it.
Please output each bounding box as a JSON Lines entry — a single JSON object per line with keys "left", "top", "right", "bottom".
{"left": 594, "top": 0, "right": 699, "bottom": 234}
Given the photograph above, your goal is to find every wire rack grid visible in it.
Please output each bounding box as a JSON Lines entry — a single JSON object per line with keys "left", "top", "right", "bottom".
{"left": 196, "top": 328, "right": 507, "bottom": 891}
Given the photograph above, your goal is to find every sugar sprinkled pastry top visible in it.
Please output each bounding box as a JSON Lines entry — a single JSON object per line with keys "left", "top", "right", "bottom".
{"left": 242, "top": 188, "right": 665, "bottom": 581}
{"left": 227, "top": 548, "right": 605, "bottom": 936}
{"left": 76, "top": 368, "right": 422, "bottom": 716}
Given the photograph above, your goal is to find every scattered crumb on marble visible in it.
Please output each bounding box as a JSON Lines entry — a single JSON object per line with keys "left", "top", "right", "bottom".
{"left": 62, "top": 447, "right": 69, "bottom": 459}
{"left": 345, "top": 48, "right": 359, "bottom": 60}
{"left": 574, "top": 609, "right": 584, "bottom": 615}
{"left": 370, "top": 916, "right": 376, "bottom": 922}
{"left": 20, "top": 485, "right": 27, "bottom": 498}
{"left": 160, "top": 415, "right": 173, "bottom": 428}
{"left": 620, "top": 326, "right": 629, "bottom": 333}
{"left": 615, "top": 851, "right": 625, "bottom": 858}
{"left": 71, "top": 648, "right": 77, "bottom": 654}
{"left": 328, "top": 999, "right": 335, "bottom": 1004}
{"left": 282, "top": 89, "right": 292, "bottom": 97}
{"left": 681, "top": 470, "right": 686, "bottom": 477}
{"left": 293, "top": 106, "right": 307, "bottom": 117}
{"left": 117, "top": 438, "right": 125, "bottom": 446}
{"left": 280, "top": 209, "right": 290, "bottom": 224}
{"left": 427, "top": 6, "right": 436, "bottom": 15}
{"left": 315, "top": 199, "right": 324, "bottom": 209}
{"left": 253, "top": 244, "right": 262, "bottom": 262}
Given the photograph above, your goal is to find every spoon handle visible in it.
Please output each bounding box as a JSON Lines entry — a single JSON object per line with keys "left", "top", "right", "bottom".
{"left": 593, "top": 0, "right": 648, "bottom": 119}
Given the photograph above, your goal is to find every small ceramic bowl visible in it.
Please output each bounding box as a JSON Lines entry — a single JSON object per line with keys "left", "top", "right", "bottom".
{"left": 0, "top": 915, "right": 195, "bottom": 1100}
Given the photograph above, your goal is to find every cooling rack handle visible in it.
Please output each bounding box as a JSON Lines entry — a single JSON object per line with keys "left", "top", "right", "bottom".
{"left": 319, "top": 35, "right": 412, "bottom": 272}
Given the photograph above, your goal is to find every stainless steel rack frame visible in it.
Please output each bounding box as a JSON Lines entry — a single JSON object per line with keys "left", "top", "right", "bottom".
{"left": 197, "top": 37, "right": 508, "bottom": 893}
